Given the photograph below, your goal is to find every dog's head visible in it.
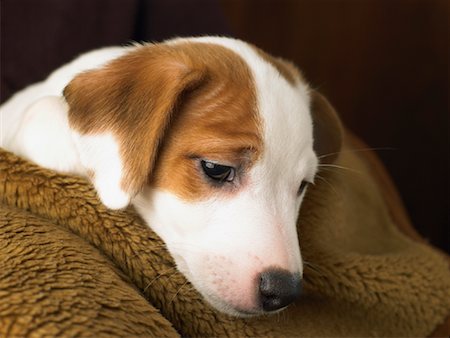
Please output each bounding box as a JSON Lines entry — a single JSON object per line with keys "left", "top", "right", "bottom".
{"left": 63, "top": 37, "right": 342, "bottom": 316}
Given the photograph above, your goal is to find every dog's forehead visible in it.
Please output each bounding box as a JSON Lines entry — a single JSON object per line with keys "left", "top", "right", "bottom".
{"left": 187, "top": 38, "right": 314, "bottom": 173}
{"left": 253, "top": 53, "right": 314, "bottom": 180}
{"left": 179, "top": 37, "right": 312, "bottom": 144}
{"left": 152, "top": 37, "right": 315, "bottom": 200}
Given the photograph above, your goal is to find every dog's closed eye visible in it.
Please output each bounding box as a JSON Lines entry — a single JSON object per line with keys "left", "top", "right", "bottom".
{"left": 297, "top": 180, "right": 309, "bottom": 196}
{"left": 201, "top": 160, "right": 236, "bottom": 183}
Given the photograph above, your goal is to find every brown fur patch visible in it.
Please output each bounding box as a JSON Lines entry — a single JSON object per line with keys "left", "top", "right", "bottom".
{"left": 64, "top": 42, "right": 262, "bottom": 201}
{"left": 251, "top": 46, "right": 302, "bottom": 86}
{"left": 309, "top": 90, "right": 343, "bottom": 164}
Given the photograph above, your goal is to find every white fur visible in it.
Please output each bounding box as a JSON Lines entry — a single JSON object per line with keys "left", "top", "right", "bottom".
{"left": 72, "top": 131, "right": 131, "bottom": 209}
{"left": 137, "top": 37, "right": 318, "bottom": 315}
{"left": 9, "top": 96, "right": 83, "bottom": 173}
{"left": 0, "top": 46, "right": 128, "bottom": 150}
{"left": 0, "top": 37, "right": 318, "bottom": 316}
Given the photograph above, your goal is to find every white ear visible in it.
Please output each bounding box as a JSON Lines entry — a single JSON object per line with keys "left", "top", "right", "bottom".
{"left": 71, "top": 131, "right": 130, "bottom": 210}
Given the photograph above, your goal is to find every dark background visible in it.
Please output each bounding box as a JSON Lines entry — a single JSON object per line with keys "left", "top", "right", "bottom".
{"left": 1, "top": 0, "right": 448, "bottom": 252}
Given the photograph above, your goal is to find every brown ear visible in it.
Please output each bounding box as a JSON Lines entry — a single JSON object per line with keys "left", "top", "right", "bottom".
{"left": 63, "top": 45, "right": 206, "bottom": 209}
{"left": 310, "top": 90, "right": 343, "bottom": 164}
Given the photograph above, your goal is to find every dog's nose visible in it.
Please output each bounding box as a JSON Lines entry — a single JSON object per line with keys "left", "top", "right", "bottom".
{"left": 259, "top": 269, "right": 302, "bottom": 312}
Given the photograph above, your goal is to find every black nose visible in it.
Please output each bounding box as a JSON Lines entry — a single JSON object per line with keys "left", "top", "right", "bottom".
{"left": 259, "top": 269, "right": 302, "bottom": 312}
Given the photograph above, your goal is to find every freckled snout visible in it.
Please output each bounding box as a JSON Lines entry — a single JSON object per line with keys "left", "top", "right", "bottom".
{"left": 258, "top": 268, "right": 302, "bottom": 312}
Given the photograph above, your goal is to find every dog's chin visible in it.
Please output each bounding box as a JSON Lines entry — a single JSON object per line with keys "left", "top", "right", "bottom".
{"left": 200, "top": 292, "right": 262, "bottom": 317}
{"left": 170, "top": 254, "right": 261, "bottom": 317}
{"left": 201, "top": 292, "right": 289, "bottom": 317}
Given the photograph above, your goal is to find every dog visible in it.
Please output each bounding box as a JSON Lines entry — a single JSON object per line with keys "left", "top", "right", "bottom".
{"left": 0, "top": 36, "right": 342, "bottom": 316}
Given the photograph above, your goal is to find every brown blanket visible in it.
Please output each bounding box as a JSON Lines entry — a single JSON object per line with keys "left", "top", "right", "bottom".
{"left": 1, "top": 133, "right": 449, "bottom": 337}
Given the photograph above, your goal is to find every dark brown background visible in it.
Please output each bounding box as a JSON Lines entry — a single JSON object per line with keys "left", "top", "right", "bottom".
{"left": 1, "top": 0, "right": 448, "bottom": 252}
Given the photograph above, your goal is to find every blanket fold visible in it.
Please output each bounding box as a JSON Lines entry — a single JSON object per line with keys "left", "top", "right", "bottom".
{"left": 1, "top": 133, "right": 449, "bottom": 337}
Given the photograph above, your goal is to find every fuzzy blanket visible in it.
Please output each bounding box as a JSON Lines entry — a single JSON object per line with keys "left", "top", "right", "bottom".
{"left": 1, "top": 134, "right": 449, "bottom": 337}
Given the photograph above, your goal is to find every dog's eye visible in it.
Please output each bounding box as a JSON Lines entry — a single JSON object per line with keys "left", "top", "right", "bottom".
{"left": 298, "top": 180, "right": 309, "bottom": 196}
{"left": 201, "top": 160, "right": 235, "bottom": 183}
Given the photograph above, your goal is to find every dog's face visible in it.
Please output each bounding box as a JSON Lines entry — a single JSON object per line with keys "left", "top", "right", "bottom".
{"left": 64, "top": 37, "right": 342, "bottom": 316}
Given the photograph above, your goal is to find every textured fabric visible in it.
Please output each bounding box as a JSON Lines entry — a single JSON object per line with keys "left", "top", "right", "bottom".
{"left": 0, "top": 207, "right": 178, "bottom": 337}
{"left": 0, "top": 133, "right": 449, "bottom": 337}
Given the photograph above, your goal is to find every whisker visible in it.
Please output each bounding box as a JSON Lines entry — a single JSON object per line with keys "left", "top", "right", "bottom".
{"left": 169, "top": 280, "right": 190, "bottom": 304}
{"left": 143, "top": 267, "right": 178, "bottom": 292}
{"left": 318, "top": 163, "right": 362, "bottom": 175}
{"left": 303, "top": 260, "right": 327, "bottom": 276}
{"left": 318, "top": 147, "right": 396, "bottom": 160}
{"left": 185, "top": 285, "right": 196, "bottom": 293}
{"left": 314, "top": 175, "right": 340, "bottom": 197}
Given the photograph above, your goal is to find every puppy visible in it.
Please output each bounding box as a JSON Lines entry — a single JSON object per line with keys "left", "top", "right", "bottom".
{"left": 0, "top": 36, "right": 342, "bottom": 316}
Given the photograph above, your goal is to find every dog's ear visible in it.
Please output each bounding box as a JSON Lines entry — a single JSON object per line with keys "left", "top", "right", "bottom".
{"left": 63, "top": 45, "right": 206, "bottom": 209}
{"left": 310, "top": 90, "right": 343, "bottom": 164}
